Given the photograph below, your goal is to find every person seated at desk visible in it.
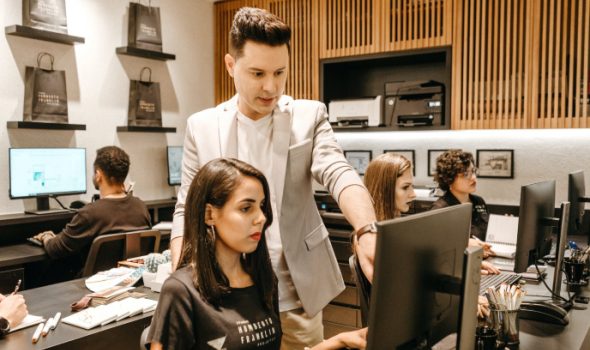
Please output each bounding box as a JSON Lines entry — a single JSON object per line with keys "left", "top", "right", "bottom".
{"left": 430, "top": 149, "right": 499, "bottom": 275}
{"left": 0, "top": 293, "right": 27, "bottom": 337}
{"left": 32, "top": 146, "right": 152, "bottom": 279}
{"left": 147, "top": 158, "right": 367, "bottom": 350}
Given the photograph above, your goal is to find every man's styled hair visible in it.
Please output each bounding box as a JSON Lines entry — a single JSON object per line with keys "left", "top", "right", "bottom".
{"left": 93, "top": 146, "right": 130, "bottom": 185}
{"left": 364, "top": 153, "right": 413, "bottom": 221}
{"left": 179, "top": 158, "right": 276, "bottom": 311}
{"left": 229, "top": 7, "right": 291, "bottom": 58}
{"left": 434, "top": 149, "right": 475, "bottom": 192}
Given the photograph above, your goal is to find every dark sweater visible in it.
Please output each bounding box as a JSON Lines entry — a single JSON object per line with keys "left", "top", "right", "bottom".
{"left": 431, "top": 191, "right": 490, "bottom": 240}
{"left": 44, "top": 194, "right": 151, "bottom": 259}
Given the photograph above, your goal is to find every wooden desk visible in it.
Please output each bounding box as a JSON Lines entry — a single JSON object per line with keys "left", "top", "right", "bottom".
{"left": 0, "top": 244, "right": 46, "bottom": 268}
{"left": 0, "top": 279, "right": 158, "bottom": 350}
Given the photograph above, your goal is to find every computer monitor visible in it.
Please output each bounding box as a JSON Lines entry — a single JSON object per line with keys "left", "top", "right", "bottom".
{"left": 9, "top": 148, "right": 87, "bottom": 213}
{"left": 367, "top": 203, "right": 481, "bottom": 350}
{"left": 568, "top": 170, "right": 590, "bottom": 236}
{"left": 514, "top": 180, "right": 556, "bottom": 273}
{"left": 166, "top": 146, "right": 182, "bottom": 186}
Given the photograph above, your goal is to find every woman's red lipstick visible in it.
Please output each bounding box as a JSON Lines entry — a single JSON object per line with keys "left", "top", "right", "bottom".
{"left": 250, "top": 232, "right": 262, "bottom": 241}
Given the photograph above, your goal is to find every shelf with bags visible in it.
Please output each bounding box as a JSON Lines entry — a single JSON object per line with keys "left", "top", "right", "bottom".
{"left": 116, "top": 46, "right": 175, "bottom": 61}
{"left": 5, "top": 25, "right": 84, "bottom": 45}
{"left": 116, "top": 126, "right": 176, "bottom": 133}
{"left": 7, "top": 121, "right": 86, "bottom": 130}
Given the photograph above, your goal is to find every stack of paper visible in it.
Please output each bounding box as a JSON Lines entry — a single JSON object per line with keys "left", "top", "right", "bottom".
{"left": 10, "top": 314, "right": 44, "bottom": 333}
{"left": 62, "top": 297, "right": 157, "bottom": 330}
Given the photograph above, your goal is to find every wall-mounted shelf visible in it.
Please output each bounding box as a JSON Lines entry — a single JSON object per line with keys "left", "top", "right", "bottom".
{"left": 117, "top": 126, "right": 176, "bottom": 133}
{"left": 7, "top": 121, "right": 86, "bottom": 130}
{"left": 5, "top": 25, "right": 85, "bottom": 45}
{"left": 116, "top": 46, "right": 175, "bottom": 61}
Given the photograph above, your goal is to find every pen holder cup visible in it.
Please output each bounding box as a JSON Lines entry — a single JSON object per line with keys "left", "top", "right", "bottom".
{"left": 563, "top": 258, "right": 585, "bottom": 285}
{"left": 475, "top": 326, "right": 498, "bottom": 350}
{"left": 490, "top": 308, "right": 520, "bottom": 348}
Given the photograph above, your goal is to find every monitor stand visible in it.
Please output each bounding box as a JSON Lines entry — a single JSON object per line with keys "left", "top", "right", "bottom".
{"left": 25, "top": 196, "right": 69, "bottom": 215}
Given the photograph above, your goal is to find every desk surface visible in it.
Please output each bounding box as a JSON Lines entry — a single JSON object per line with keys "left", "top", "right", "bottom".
{"left": 0, "top": 244, "right": 46, "bottom": 268}
{"left": 517, "top": 267, "right": 590, "bottom": 349}
{"left": 0, "top": 279, "right": 158, "bottom": 350}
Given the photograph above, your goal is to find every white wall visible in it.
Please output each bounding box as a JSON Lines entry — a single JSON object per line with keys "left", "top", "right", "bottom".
{"left": 335, "top": 129, "right": 590, "bottom": 206}
{"left": 0, "top": 0, "right": 214, "bottom": 214}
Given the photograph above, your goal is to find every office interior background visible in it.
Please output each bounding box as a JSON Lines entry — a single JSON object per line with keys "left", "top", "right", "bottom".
{"left": 0, "top": 0, "right": 589, "bottom": 216}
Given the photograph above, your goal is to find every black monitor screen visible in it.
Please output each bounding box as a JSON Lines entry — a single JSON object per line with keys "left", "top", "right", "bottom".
{"left": 368, "top": 204, "right": 473, "bottom": 349}
{"left": 514, "top": 180, "right": 555, "bottom": 273}
{"left": 167, "top": 146, "right": 183, "bottom": 186}
{"left": 9, "top": 148, "right": 87, "bottom": 199}
{"left": 568, "top": 170, "right": 585, "bottom": 235}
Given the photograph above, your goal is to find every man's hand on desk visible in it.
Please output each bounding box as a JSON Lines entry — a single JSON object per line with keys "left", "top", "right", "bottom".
{"left": 32, "top": 231, "right": 56, "bottom": 246}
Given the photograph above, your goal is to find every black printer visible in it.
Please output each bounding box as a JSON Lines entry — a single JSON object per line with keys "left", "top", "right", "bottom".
{"left": 384, "top": 80, "right": 446, "bottom": 130}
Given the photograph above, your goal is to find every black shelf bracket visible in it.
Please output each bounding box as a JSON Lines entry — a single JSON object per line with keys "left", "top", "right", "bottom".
{"left": 117, "top": 126, "right": 176, "bottom": 133}
{"left": 116, "top": 46, "right": 175, "bottom": 61}
{"left": 5, "top": 25, "right": 85, "bottom": 45}
{"left": 7, "top": 121, "right": 86, "bottom": 130}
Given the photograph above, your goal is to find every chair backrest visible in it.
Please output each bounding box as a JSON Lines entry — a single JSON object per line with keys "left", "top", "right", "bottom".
{"left": 349, "top": 254, "right": 371, "bottom": 327}
{"left": 82, "top": 229, "right": 161, "bottom": 277}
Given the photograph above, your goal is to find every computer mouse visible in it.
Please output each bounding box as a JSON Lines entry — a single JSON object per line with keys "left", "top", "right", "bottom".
{"left": 519, "top": 301, "right": 569, "bottom": 325}
{"left": 69, "top": 200, "right": 87, "bottom": 209}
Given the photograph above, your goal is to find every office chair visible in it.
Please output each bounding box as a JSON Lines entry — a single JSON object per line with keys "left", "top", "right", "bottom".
{"left": 82, "top": 229, "right": 161, "bottom": 277}
{"left": 349, "top": 254, "right": 371, "bottom": 327}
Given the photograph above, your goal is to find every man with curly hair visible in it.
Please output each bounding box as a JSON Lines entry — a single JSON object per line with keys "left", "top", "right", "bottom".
{"left": 32, "top": 146, "right": 151, "bottom": 278}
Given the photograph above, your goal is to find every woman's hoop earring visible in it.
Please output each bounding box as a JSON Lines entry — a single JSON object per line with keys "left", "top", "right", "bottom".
{"left": 207, "top": 225, "right": 216, "bottom": 244}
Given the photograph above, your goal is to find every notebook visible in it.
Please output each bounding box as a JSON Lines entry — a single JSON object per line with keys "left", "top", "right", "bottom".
{"left": 485, "top": 214, "right": 519, "bottom": 259}
{"left": 10, "top": 314, "right": 45, "bottom": 333}
{"left": 62, "top": 297, "right": 157, "bottom": 330}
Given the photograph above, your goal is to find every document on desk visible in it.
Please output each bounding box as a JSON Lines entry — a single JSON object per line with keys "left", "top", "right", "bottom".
{"left": 486, "top": 214, "right": 519, "bottom": 259}
{"left": 62, "top": 297, "right": 157, "bottom": 330}
{"left": 10, "top": 314, "right": 44, "bottom": 333}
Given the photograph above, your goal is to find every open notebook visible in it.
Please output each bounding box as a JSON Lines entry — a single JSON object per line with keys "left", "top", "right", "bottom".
{"left": 10, "top": 314, "right": 44, "bottom": 333}
{"left": 485, "top": 214, "right": 519, "bottom": 259}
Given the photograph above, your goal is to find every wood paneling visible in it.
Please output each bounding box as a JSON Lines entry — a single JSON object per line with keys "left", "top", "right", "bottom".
{"left": 452, "top": 0, "right": 590, "bottom": 129}
{"left": 214, "top": 0, "right": 318, "bottom": 104}
{"left": 319, "top": 0, "right": 452, "bottom": 58}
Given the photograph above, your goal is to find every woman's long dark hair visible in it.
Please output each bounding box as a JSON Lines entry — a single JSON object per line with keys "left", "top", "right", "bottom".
{"left": 179, "top": 158, "right": 276, "bottom": 311}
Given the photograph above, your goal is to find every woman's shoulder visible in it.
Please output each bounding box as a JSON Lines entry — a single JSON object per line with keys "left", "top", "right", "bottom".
{"left": 470, "top": 193, "right": 487, "bottom": 205}
{"left": 161, "top": 266, "right": 197, "bottom": 294}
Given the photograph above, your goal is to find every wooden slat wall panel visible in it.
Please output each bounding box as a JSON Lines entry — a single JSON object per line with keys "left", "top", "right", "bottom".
{"left": 381, "top": 0, "right": 452, "bottom": 52}
{"left": 452, "top": 0, "right": 531, "bottom": 129}
{"left": 531, "top": 0, "right": 590, "bottom": 128}
{"left": 319, "top": 0, "right": 380, "bottom": 58}
{"left": 453, "top": 0, "right": 590, "bottom": 129}
{"left": 214, "top": 0, "right": 318, "bottom": 104}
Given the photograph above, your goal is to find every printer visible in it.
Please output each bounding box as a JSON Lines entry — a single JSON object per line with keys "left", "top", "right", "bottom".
{"left": 384, "top": 80, "right": 445, "bottom": 130}
{"left": 328, "top": 96, "right": 383, "bottom": 127}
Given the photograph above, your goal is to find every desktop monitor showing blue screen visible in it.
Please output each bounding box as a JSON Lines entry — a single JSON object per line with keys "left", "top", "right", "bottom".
{"left": 9, "top": 148, "right": 86, "bottom": 211}
{"left": 514, "top": 180, "right": 556, "bottom": 273}
{"left": 167, "top": 146, "right": 183, "bottom": 186}
{"left": 367, "top": 203, "right": 480, "bottom": 350}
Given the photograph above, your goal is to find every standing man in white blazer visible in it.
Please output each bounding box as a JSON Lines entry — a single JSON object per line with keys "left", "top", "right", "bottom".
{"left": 169, "top": 7, "right": 377, "bottom": 349}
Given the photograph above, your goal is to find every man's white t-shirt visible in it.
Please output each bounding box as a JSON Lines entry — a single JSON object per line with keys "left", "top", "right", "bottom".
{"left": 237, "top": 111, "right": 300, "bottom": 312}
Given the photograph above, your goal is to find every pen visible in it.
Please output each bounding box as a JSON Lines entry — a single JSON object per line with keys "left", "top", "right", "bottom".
{"left": 41, "top": 318, "right": 53, "bottom": 336}
{"left": 32, "top": 323, "right": 44, "bottom": 343}
{"left": 12, "top": 279, "right": 21, "bottom": 295}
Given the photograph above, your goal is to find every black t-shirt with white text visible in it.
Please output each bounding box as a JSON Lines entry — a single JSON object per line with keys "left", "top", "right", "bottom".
{"left": 148, "top": 266, "right": 281, "bottom": 350}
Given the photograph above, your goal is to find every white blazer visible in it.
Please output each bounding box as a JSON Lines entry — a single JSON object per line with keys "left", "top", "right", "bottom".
{"left": 172, "top": 95, "right": 364, "bottom": 316}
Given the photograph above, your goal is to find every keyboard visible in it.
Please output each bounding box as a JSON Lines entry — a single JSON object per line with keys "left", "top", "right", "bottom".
{"left": 479, "top": 272, "right": 522, "bottom": 295}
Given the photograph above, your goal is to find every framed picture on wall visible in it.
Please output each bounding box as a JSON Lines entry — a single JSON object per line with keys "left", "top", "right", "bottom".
{"left": 344, "top": 150, "right": 372, "bottom": 175}
{"left": 476, "top": 149, "right": 514, "bottom": 179}
{"left": 384, "top": 150, "right": 416, "bottom": 175}
{"left": 427, "top": 149, "right": 448, "bottom": 176}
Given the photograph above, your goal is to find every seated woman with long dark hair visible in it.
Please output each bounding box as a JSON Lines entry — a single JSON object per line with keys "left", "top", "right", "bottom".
{"left": 147, "top": 158, "right": 366, "bottom": 350}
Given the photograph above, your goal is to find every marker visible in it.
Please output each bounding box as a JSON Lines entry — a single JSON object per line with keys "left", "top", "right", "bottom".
{"left": 32, "top": 323, "right": 44, "bottom": 343}
{"left": 41, "top": 318, "right": 53, "bottom": 336}
{"left": 50, "top": 312, "right": 61, "bottom": 330}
